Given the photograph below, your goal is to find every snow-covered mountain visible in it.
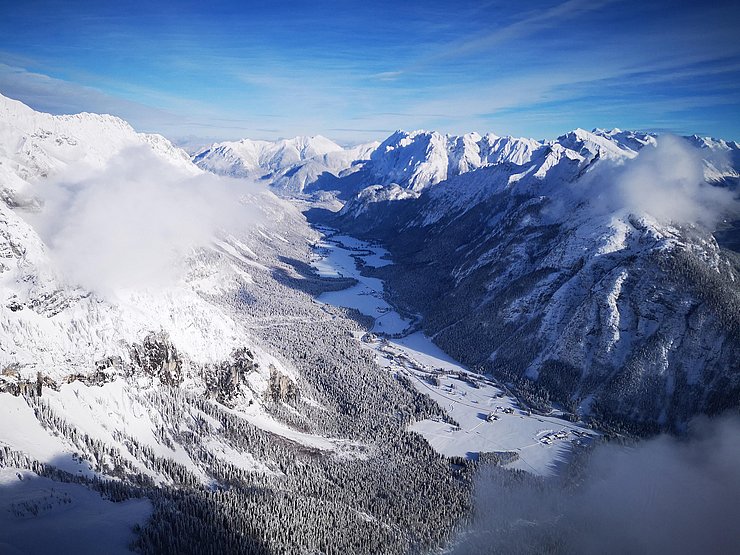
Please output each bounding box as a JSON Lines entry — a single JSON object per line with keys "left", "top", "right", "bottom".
{"left": 0, "top": 94, "right": 470, "bottom": 554}
{"left": 327, "top": 128, "right": 740, "bottom": 433}
{"left": 0, "top": 93, "right": 339, "bottom": 484}
{"left": 686, "top": 134, "right": 740, "bottom": 184}
{"left": 191, "top": 124, "right": 740, "bottom": 433}
{"left": 0, "top": 94, "right": 194, "bottom": 184}
{"left": 3, "top": 90, "right": 739, "bottom": 552}
{"left": 192, "top": 129, "right": 553, "bottom": 197}
{"left": 193, "top": 135, "right": 343, "bottom": 177}
{"left": 0, "top": 92, "right": 292, "bottom": 380}
{"left": 197, "top": 125, "right": 739, "bottom": 206}
{"left": 193, "top": 135, "right": 378, "bottom": 193}
{"left": 353, "top": 127, "right": 740, "bottom": 197}
{"left": 362, "top": 130, "right": 542, "bottom": 192}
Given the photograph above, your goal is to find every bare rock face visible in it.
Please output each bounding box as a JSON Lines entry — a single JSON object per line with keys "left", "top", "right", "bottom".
{"left": 0, "top": 377, "right": 38, "bottom": 397}
{"left": 130, "top": 331, "right": 183, "bottom": 386}
{"left": 268, "top": 365, "right": 298, "bottom": 403}
{"left": 205, "top": 347, "right": 257, "bottom": 403}
{"left": 0, "top": 370, "right": 57, "bottom": 397}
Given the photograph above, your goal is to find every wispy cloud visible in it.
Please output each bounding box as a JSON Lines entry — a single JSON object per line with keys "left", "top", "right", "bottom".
{"left": 370, "top": 71, "right": 404, "bottom": 81}
{"left": 427, "top": 0, "right": 617, "bottom": 63}
{"left": 1, "top": 1, "right": 739, "bottom": 142}
{"left": 24, "top": 145, "right": 264, "bottom": 293}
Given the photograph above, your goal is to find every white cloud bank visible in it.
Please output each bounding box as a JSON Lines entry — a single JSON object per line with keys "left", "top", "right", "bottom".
{"left": 586, "top": 135, "right": 740, "bottom": 227}
{"left": 455, "top": 414, "right": 740, "bottom": 555}
{"left": 25, "top": 146, "right": 264, "bottom": 294}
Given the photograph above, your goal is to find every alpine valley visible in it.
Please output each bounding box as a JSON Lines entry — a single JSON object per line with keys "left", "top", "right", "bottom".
{"left": 1, "top": 93, "right": 739, "bottom": 554}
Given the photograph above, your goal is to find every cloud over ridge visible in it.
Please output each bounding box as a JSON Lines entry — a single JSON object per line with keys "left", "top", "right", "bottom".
{"left": 24, "top": 145, "right": 263, "bottom": 293}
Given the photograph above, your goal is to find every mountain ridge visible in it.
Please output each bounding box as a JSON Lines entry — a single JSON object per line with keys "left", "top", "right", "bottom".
{"left": 191, "top": 123, "right": 740, "bottom": 203}
{"left": 0, "top": 94, "right": 475, "bottom": 555}
{"left": 322, "top": 130, "right": 740, "bottom": 433}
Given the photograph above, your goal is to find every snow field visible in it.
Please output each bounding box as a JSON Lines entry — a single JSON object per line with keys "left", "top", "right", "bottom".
{"left": 311, "top": 230, "right": 596, "bottom": 476}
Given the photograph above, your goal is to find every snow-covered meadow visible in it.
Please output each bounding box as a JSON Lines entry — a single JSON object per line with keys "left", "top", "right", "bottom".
{"left": 310, "top": 227, "right": 596, "bottom": 476}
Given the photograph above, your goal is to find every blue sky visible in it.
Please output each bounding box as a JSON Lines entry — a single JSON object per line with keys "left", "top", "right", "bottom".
{"left": 1, "top": 0, "right": 739, "bottom": 145}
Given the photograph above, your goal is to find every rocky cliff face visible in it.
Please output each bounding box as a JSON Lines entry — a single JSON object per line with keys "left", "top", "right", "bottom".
{"left": 268, "top": 366, "right": 299, "bottom": 403}
{"left": 130, "top": 332, "right": 184, "bottom": 386}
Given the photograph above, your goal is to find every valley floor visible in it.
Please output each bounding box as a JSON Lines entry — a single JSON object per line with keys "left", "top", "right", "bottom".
{"left": 309, "top": 226, "right": 597, "bottom": 476}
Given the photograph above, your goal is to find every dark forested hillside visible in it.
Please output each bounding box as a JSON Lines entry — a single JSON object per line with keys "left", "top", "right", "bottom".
{"left": 323, "top": 134, "right": 740, "bottom": 434}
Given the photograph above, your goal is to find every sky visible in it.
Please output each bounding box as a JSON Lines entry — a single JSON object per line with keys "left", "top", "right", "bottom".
{"left": 1, "top": 0, "right": 739, "bottom": 145}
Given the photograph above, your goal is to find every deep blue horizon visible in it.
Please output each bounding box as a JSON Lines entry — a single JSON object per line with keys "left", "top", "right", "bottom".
{"left": 1, "top": 0, "right": 739, "bottom": 145}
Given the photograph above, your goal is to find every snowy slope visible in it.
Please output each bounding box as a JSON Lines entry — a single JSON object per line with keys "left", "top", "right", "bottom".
{"left": 0, "top": 96, "right": 475, "bottom": 555}
{"left": 193, "top": 135, "right": 342, "bottom": 177}
{"left": 0, "top": 467, "right": 151, "bottom": 555}
{"left": 192, "top": 135, "right": 379, "bottom": 193}
{"left": 0, "top": 92, "right": 301, "bottom": 381}
{"left": 685, "top": 134, "right": 740, "bottom": 184}
{"left": 329, "top": 130, "right": 740, "bottom": 433}
{"left": 0, "top": 93, "right": 356, "bottom": 470}
{"left": 0, "top": 93, "right": 194, "bottom": 188}
{"left": 271, "top": 140, "right": 379, "bottom": 193}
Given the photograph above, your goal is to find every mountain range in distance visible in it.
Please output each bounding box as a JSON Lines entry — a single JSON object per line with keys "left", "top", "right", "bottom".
{"left": 192, "top": 113, "right": 740, "bottom": 434}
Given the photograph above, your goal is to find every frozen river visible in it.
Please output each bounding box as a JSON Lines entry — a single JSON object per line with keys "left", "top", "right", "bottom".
{"left": 312, "top": 231, "right": 411, "bottom": 335}
{"left": 310, "top": 226, "right": 595, "bottom": 476}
